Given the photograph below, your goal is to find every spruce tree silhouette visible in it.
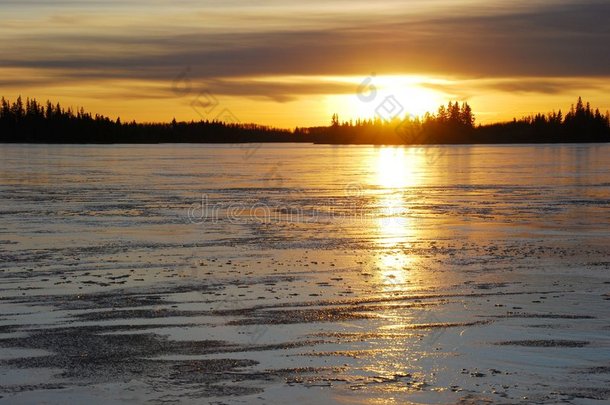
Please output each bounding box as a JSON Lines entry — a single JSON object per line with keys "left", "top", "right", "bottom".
{"left": 0, "top": 96, "right": 608, "bottom": 144}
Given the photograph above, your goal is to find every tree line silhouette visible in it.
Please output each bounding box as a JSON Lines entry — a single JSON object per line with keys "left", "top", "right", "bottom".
{"left": 301, "top": 99, "right": 609, "bottom": 144}
{"left": 1, "top": 96, "right": 608, "bottom": 144}
{"left": 474, "top": 98, "right": 610, "bottom": 144}
{"left": 0, "top": 96, "right": 291, "bottom": 143}
{"left": 304, "top": 101, "right": 477, "bottom": 144}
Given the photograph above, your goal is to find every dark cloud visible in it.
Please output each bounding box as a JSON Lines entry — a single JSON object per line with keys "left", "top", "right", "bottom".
{"left": 420, "top": 78, "right": 609, "bottom": 100}
{"left": 1, "top": 0, "right": 609, "bottom": 99}
{"left": 483, "top": 80, "right": 608, "bottom": 95}
{"left": 195, "top": 79, "right": 357, "bottom": 102}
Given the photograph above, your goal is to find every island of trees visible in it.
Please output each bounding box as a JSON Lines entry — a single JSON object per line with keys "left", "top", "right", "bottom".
{"left": 0, "top": 96, "right": 608, "bottom": 144}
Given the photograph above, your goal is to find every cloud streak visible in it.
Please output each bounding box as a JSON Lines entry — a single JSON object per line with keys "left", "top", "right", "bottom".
{"left": 2, "top": 0, "right": 609, "bottom": 81}
{"left": 1, "top": 0, "right": 608, "bottom": 124}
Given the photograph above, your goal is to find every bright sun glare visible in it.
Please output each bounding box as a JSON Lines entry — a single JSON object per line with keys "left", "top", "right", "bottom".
{"left": 326, "top": 75, "right": 445, "bottom": 123}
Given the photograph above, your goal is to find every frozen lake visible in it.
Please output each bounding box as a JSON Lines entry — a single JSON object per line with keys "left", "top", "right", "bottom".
{"left": 1, "top": 143, "right": 609, "bottom": 404}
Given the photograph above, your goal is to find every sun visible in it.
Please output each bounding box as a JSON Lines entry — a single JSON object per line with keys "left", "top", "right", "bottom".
{"left": 326, "top": 75, "right": 446, "bottom": 123}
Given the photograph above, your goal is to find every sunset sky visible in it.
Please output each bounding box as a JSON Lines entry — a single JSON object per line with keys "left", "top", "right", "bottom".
{"left": 1, "top": 0, "right": 609, "bottom": 127}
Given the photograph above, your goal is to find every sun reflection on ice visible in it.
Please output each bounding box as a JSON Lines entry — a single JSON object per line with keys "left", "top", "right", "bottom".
{"left": 371, "top": 148, "right": 424, "bottom": 291}
{"left": 376, "top": 148, "right": 421, "bottom": 189}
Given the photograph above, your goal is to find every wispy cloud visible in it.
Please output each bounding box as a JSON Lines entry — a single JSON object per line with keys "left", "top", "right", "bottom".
{"left": 2, "top": 0, "right": 609, "bottom": 80}
{"left": 420, "top": 78, "right": 610, "bottom": 99}
{"left": 1, "top": 0, "right": 608, "bottom": 124}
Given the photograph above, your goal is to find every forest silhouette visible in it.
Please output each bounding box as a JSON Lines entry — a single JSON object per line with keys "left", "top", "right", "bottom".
{"left": 1, "top": 96, "right": 608, "bottom": 144}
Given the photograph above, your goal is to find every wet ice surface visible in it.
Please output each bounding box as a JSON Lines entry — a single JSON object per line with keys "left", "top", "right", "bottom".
{"left": 0, "top": 144, "right": 609, "bottom": 404}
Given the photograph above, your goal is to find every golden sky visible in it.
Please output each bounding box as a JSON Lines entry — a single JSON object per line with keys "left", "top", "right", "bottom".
{"left": 1, "top": 0, "right": 609, "bottom": 127}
